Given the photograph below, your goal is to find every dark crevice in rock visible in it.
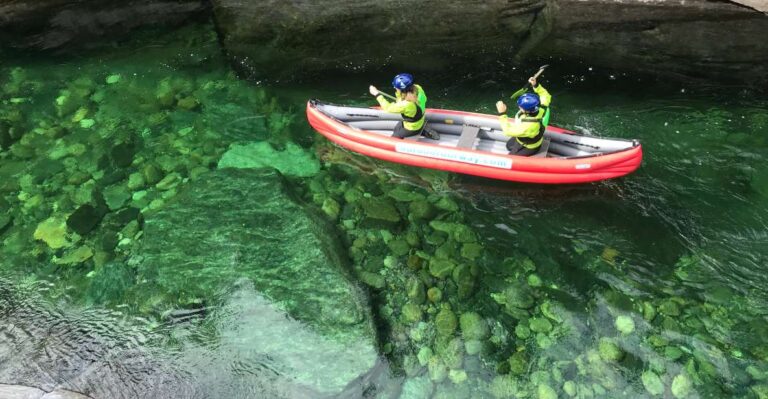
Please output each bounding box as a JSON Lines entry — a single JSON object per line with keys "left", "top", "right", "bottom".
{"left": 514, "top": 0, "right": 553, "bottom": 60}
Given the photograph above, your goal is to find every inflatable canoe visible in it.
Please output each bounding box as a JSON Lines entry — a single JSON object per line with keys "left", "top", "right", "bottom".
{"left": 306, "top": 100, "right": 642, "bottom": 184}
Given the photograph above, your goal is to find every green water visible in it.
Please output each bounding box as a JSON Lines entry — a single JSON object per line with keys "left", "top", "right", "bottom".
{"left": 2, "top": 21, "right": 768, "bottom": 399}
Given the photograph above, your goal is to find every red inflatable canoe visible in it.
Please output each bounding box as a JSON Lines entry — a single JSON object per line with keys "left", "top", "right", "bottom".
{"left": 306, "top": 100, "right": 642, "bottom": 184}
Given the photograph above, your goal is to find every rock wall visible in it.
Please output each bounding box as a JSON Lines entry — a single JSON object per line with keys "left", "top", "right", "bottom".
{"left": 0, "top": 0, "right": 207, "bottom": 50}
{"left": 210, "top": 0, "right": 768, "bottom": 84}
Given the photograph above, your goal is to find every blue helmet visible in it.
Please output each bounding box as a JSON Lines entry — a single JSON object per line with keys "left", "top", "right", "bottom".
{"left": 392, "top": 73, "right": 414, "bottom": 90}
{"left": 517, "top": 93, "right": 540, "bottom": 113}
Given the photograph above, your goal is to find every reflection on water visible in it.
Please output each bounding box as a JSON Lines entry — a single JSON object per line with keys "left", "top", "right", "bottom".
{"left": 1, "top": 19, "right": 768, "bottom": 399}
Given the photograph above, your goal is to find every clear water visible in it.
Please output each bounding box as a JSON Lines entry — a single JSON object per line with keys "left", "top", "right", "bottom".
{"left": 1, "top": 21, "right": 768, "bottom": 399}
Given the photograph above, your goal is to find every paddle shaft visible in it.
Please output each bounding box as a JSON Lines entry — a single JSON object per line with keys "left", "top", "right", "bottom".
{"left": 376, "top": 91, "right": 397, "bottom": 101}
{"left": 511, "top": 64, "right": 549, "bottom": 99}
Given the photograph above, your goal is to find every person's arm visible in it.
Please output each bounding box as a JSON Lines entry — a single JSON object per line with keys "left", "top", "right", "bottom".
{"left": 499, "top": 114, "right": 526, "bottom": 137}
{"left": 533, "top": 83, "right": 551, "bottom": 107}
{"left": 376, "top": 95, "right": 416, "bottom": 116}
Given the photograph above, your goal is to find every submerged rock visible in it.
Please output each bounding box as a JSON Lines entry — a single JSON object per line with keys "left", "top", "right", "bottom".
{"left": 136, "top": 168, "right": 378, "bottom": 395}
{"left": 33, "top": 217, "right": 69, "bottom": 249}
{"left": 598, "top": 338, "right": 624, "bottom": 362}
{"left": 218, "top": 141, "right": 320, "bottom": 178}
{"left": 641, "top": 370, "right": 665, "bottom": 396}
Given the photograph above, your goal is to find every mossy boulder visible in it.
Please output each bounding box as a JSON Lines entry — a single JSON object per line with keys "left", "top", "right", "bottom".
{"left": 659, "top": 300, "right": 681, "bottom": 317}
{"left": 428, "top": 357, "right": 448, "bottom": 382}
{"left": 218, "top": 141, "right": 320, "bottom": 177}
{"left": 615, "top": 315, "right": 635, "bottom": 335}
{"left": 409, "top": 200, "right": 436, "bottom": 220}
{"left": 641, "top": 370, "right": 664, "bottom": 396}
{"left": 598, "top": 338, "right": 624, "bottom": 362}
{"left": 429, "top": 259, "right": 456, "bottom": 279}
{"left": 402, "top": 303, "right": 423, "bottom": 323}
{"left": 436, "top": 337, "right": 464, "bottom": 369}
{"left": 388, "top": 186, "right": 426, "bottom": 202}
{"left": 491, "top": 282, "right": 534, "bottom": 313}
{"left": 429, "top": 221, "right": 476, "bottom": 243}
{"left": 359, "top": 197, "right": 401, "bottom": 224}
{"left": 459, "top": 312, "right": 489, "bottom": 340}
{"left": 388, "top": 238, "right": 410, "bottom": 256}
{"left": 435, "top": 308, "right": 458, "bottom": 336}
{"left": 407, "top": 277, "right": 425, "bottom": 304}
{"left": 509, "top": 352, "right": 528, "bottom": 375}
{"left": 452, "top": 264, "right": 474, "bottom": 299}
{"left": 427, "top": 287, "right": 443, "bottom": 303}
{"left": 537, "top": 384, "right": 557, "bottom": 399}
{"left": 33, "top": 216, "right": 69, "bottom": 249}
{"left": 671, "top": 373, "right": 692, "bottom": 398}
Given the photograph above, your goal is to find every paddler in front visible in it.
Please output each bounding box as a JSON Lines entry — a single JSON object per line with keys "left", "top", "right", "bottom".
{"left": 495, "top": 75, "right": 552, "bottom": 156}
{"left": 369, "top": 73, "right": 439, "bottom": 140}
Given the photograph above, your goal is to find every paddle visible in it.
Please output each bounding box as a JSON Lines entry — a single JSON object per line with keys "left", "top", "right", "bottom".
{"left": 510, "top": 64, "right": 549, "bottom": 100}
{"left": 374, "top": 90, "right": 397, "bottom": 101}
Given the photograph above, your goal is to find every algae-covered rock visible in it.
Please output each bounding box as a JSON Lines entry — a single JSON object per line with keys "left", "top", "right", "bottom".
{"left": 529, "top": 317, "right": 553, "bottom": 333}
{"left": 435, "top": 308, "right": 458, "bottom": 336}
{"left": 459, "top": 312, "right": 489, "bottom": 341}
{"left": 659, "top": 300, "right": 681, "bottom": 317}
{"left": 218, "top": 141, "right": 320, "bottom": 177}
{"left": 359, "top": 197, "right": 401, "bottom": 224}
{"left": 434, "top": 197, "right": 459, "bottom": 212}
{"left": 358, "top": 270, "right": 385, "bottom": 289}
{"left": 33, "top": 216, "right": 69, "bottom": 249}
{"left": 527, "top": 274, "right": 542, "bottom": 287}
{"left": 388, "top": 238, "right": 410, "bottom": 256}
{"left": 615, "top": 315, "right": 635, "bottom": 335}
{"left": 598, "top": 338, "right": 624, "bottom": 362}
{"left": 429, "top": 221, "right": 476, "bottom": 243}
{"left": 428, "top": 357, "right": 448, "bottom": 382}
{"left": 515, "top": 324, "right": 531, "bottom": 340}
{"left": 642, "top": 370, "right": 664, "bottom": 396}
{"left": 460, "top": 242, "right": 483, "bottom": 260}
{"left": 489, "top": 375, "right": 518, "bottom": 398}
{"left": 448, "top": 369, "right": 467, "bottom": 384}
{"left": 537, "top": 384, "right": 557, "bottom": 399}
{"left": 643, "top": 301, "right": 657, "bottom": 322}
{"left": 452, "top": 263, "right": 474, "bottom": 299}
{"left": 752, "top": 385, "right": 768, "bottom": 399}
{"left": 427, "top": 287, "right": 443, "bottom": 303}
{"left": 491, "top": 282, "right": 534, "bottom": 313}
{"left": 664, "top": 346, "right": 683, "bottom": 361}
{"left": 407, "top": 277, "right": 426, "bottom": 304}
{"left": 388, "top": 186, "right": 426, "bottom": 202}
{"left": 321, "top": 198, "right": 340, "bottom": 220}
{"left": 402, "top": 303, "right": 423, "bottom": 323}
{"left": 536, "top": 333, "right": 553, "bottom": 349}
{"left": 429, "top": 258, "right": 456, "bottom": 279}
{"left": 464, "top": 339, "right": 482, "bottom": 355}
{"left": 437, "top": 337, "right": 464, "bottom": 369}
{"left": 401, "top": 375, "right": 434, "bottom": 399}
{"left": 563, "top": 380, "right": 576, "bottom": 397}
{"left": 103, "top": 185, "right": 131, "bottom": 210}
{"left": 409, "top": 200, "right": 436, "bottom": 220}
{"left": 671, "top": 373, "right": 692, "bottom": 398}
{"left": 509, "top": 352, "right": 528, "bottom": 375}
{"left": 417, "top": 346, "right": 433, "bottom": 366}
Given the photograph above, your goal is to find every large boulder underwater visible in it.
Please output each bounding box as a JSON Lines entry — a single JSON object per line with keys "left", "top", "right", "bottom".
{"left": 0, "top": 167, "right": 382, "bottom": 398}
{"left": 134, "top": 167, "right": 380, "bottom": 396}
